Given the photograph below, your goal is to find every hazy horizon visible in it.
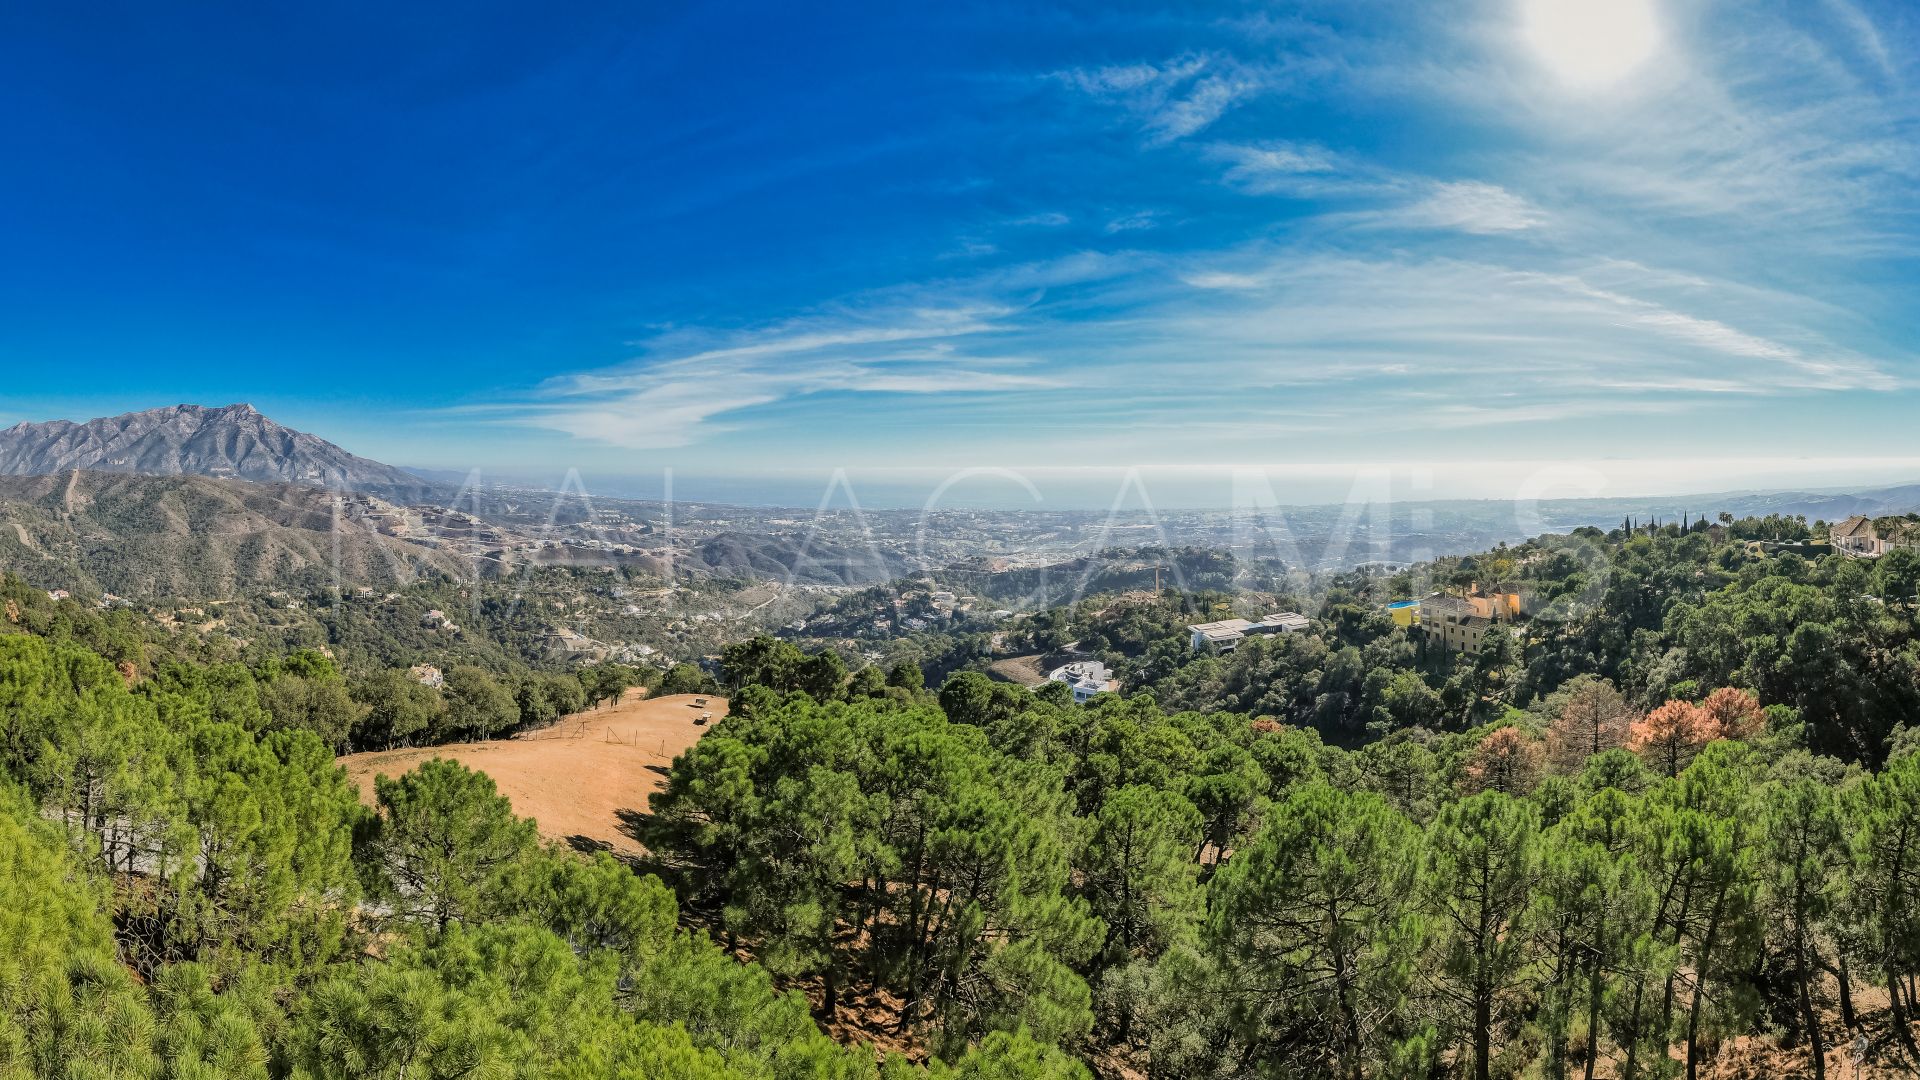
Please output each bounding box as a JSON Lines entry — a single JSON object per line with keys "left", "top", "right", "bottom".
{"left": 400, "top": 458, "right": 1920, "bottom": 512}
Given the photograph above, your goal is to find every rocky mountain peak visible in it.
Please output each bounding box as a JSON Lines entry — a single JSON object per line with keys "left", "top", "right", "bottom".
{"left": 0, "top": 404, "right": 438, "bottom": 500}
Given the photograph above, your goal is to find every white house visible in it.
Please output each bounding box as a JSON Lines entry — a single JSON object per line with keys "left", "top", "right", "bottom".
{"left": 1046, "top": 660, "right": 1117, "bottom": 703}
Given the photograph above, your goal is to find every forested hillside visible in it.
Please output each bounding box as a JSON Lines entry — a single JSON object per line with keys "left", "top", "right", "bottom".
{"left": 0, "top": 471, "right": 467, "bottom": 596}
{"left": 671, "top": 519, "right": 1920, "bottom": 1076}
{"left": 652, "top": 658, "right": 1920, "bottom": 1077}
{"left": 0, "top": 630, "right": 1086, "bottom": 1079}
{"left": 990, "top": 520, "right": 1920, "bottom": 767}
{"left": 6, "top": 515, "right": 1920, "bottom": 1077}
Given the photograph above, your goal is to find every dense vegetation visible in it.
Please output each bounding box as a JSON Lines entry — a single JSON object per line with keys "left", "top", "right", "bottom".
{"left": 652, "top": 671, "right": 1917, "bottom": 1077}
{"left": 6, "top": 516, "right": 1920, "bottom": 1076}
{"left": 958, "top": 520, "right": 1920, "bottom": 767}
{"left": 0, "top": 573, "right": 724, "bottom": 754}
{"left": 0, "top": 631, "right": 1083, "bottom": 1079}
{"left": 790, "top": 547, "right": 1295, "bottom": 686}
{"left": 2, "top": 540, "right": 773, "bottom": 670}
{"left": 665, "top": 521, "right": 1920, "bottom": 1075}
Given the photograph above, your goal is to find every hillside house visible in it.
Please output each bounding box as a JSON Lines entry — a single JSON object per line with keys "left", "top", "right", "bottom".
{"left": 1046, "top": 660, "right": 1117, "bottom": 703}
{"left": 1420, "top": 593, "right": 1495, "bottom": 652}
{"left": 1187, "top": 612, "right": 1311, "bottom": 652}
{"left": 1454, "top": 587, "right": 1536, "bottom": 621}
{"left": 1832, "top": 515, "right": 1895, "bottom": 557}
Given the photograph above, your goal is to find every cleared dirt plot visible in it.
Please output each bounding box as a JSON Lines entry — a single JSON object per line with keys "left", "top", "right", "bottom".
{"left": 338, "top": 693, "right": 724, "bottom": 856}
{"left": 986, "top": 653, "right": 1048, "bottom": 687}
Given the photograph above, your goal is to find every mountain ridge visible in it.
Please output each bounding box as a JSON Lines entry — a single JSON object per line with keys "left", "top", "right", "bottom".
{"left": 0, "top": 403, "right": 438, "bottom": 500}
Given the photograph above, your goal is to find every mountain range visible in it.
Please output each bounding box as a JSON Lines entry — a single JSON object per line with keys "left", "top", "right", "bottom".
{"left": 0, "top": 404, "right": 438, "bottom": 500}
{"left": 0, "top": 402, "right": 1918, "bottom": 600}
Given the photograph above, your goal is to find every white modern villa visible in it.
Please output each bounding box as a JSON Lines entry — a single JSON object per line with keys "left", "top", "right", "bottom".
{"left": 1046, "top": 660, "right": 1117, "bottom": 703}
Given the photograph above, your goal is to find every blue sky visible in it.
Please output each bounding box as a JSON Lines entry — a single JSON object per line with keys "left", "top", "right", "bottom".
{"left": 2, "top": 1, "right": 1917, "bottom": 504}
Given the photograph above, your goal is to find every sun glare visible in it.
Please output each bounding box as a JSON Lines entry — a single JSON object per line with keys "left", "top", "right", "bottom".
{"left": 1519, "top": 0, "right": 1663, "bottom": 89}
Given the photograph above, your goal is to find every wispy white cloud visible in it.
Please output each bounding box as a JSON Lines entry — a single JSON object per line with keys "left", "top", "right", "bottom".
{"left": 1058, "top": 57, "right": 1207, "bottom": 96}
{"left": 507, "top": 316, "right": 1061, "bottom": 451}
{"left": 1144, "top": 70, "right": 1261, "bottom": 143}
{"left": 942, "top": 238, "right": 1000, "bottom": 259}
{"left": 1105, "top": 209, "right": 1162, "bottom": 233}
{"left": 484, "top": 227, "right": 1902, "bottom": 458}
{"left": 1821, "top": 0, "right": 1896, "bottom": 79}
{"left": 1180, "top": 270, "right": 1265, "bottom": 290}
{"left": 1051, "top": 53, "right": 1265, "bottom": 144}
{"left": 1419, "top": 398, "right": 1689, "bottom": 429}
{"left": 1387, "top": 181, "right": 1547, "bottom": 234}
{"left": 479, "top": 257, "right": 1151, "bottom": 450}
{"left": 1508, "top": 269, "right": 1896, "bottom": 388}
{"left": 1208, "top": 143, "right": 1546, "bottom": 234}
{"left": 1140, "top": 250, "right": 1902, "bottom": 424}
{"left": 1209, "top": 140, "right": 1364, "bottom": 196}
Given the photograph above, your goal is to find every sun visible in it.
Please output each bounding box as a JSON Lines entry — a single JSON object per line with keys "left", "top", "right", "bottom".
{"left": 1518, "top": 0, "right": 1664, "bottom": 89}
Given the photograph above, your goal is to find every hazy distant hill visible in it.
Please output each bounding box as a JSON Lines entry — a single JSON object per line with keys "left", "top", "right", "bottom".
{"left": 1521, "top": 481, "right": 1920, "bottom": 535}
{"left": 0, "top": 403, "right": 438, "bottom": 499}
{"left": 1746, "top": 482, "right": 1920, "bottom": 521}
{"left": 0, "top": 471, "right": 469, "bottom": 598}
{"left": 691, "top": 531, "right": 908, "bottom": 585}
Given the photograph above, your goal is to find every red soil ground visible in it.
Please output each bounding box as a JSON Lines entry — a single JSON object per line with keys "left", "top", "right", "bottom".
{"left": 338, "top": 693, "right": 724, "bottom": 855}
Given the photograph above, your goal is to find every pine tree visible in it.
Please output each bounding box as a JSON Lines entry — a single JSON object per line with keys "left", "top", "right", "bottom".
{"left": 1208, "top": 783, "right": 1428, "bottom": 1079}
{"left": 1759, "top": 779, "right": 1844, "bottom": 1079}
{"left": 1462, "top": 727, "right": 1544, "bottom": 796}
{"left": 1536, "top": 787, "right": 1658, "bottom": 1080}
{"left": 1422, "top": 792, "right": 1542, "bottom": 1080}
{"left": 1847, "top": 752, "right": 1920, "bottom": 1056}
{"left": 1627, "top": 701, "right": 1713, "bottom": 778}
{"left": 0, "top": 798, "right": 160, "bottom": 1080}
{"left": 1545, "top": 676, "right": 1635, "bottom": 774}
{"left": 362, "top": 758, "right": 540, "bottom": 932}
